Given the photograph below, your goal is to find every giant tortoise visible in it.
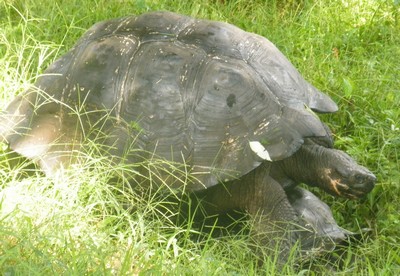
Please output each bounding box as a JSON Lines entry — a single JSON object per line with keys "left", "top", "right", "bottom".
{"left": 0, "top": 11, "right": 376, "bottom": 263}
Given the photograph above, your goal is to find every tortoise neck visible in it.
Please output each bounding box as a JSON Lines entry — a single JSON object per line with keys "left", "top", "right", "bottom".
{"left": 274, "top": 143, "right": 333, "bottom": 189}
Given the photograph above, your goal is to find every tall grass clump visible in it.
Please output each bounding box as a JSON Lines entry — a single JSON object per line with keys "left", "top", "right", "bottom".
{"left": 1, "top": 0, "right": 399, "bottom": 274}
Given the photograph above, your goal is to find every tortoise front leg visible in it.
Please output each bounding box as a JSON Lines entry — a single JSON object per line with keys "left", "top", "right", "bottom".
{"left": 193, "top": 163, "right": 299, "bottom": 263}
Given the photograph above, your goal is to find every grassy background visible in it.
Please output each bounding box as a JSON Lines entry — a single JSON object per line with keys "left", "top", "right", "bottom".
{"left": 1, "top": 0, "right": 399, "bottom": 274}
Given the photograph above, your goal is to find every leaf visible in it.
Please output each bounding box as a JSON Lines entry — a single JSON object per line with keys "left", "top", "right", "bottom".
{"left": 342, "top": 77, "right": 354, "bottom": 97}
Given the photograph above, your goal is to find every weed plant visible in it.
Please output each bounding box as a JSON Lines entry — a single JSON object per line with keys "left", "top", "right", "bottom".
{"left": 1, "top": 0, "right": 399, "bottom": 274}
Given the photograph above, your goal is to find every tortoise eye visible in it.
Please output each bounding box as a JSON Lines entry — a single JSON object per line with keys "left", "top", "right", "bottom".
{"left": 354, "top": 174, "right": 365, "bottom": 183}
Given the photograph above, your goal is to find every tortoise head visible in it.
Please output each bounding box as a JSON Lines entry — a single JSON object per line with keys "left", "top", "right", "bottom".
{"left": 276, "top": 143, "right": 376, "bottom": 199}
{"left": 315, "top": 148, "right": 376, "bottom": 199}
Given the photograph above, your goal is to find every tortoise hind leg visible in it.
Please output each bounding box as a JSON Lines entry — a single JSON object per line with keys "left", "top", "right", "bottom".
{"left": 9, "top": 113, "right": 83, "bottom": 175}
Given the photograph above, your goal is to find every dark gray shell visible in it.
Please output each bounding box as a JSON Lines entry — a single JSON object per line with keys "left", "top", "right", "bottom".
{"left": 288, "top": 187, "right": 353, "bottom": 251}
{"left": 0, "top": 11, "right": 337, "bottom": 190}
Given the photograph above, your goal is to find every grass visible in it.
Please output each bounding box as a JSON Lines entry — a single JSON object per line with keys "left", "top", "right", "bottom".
{"left": 1, "top": 0, "right": 399, "bottom": 274}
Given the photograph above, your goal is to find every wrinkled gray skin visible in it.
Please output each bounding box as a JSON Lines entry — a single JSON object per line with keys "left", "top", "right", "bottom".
{"left": 0, "top": 11, "right": 376, "bottom": 264}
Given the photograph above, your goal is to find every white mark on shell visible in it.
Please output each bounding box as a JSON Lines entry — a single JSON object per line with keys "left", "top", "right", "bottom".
{"left": 249, "top": 141, "right": 272, "bottom": 161}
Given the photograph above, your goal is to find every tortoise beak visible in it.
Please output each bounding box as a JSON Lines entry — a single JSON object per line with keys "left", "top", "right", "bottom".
{"left": 350, "top": 172, "right": 376, "bottom": 194}
{"left": 329, "top": 171, "right": 376, "bottom": 199}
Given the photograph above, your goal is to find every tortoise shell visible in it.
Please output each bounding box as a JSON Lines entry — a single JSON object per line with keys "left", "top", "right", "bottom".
{"left": 0, "top": 11, "right": 338, "bottom": 190}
